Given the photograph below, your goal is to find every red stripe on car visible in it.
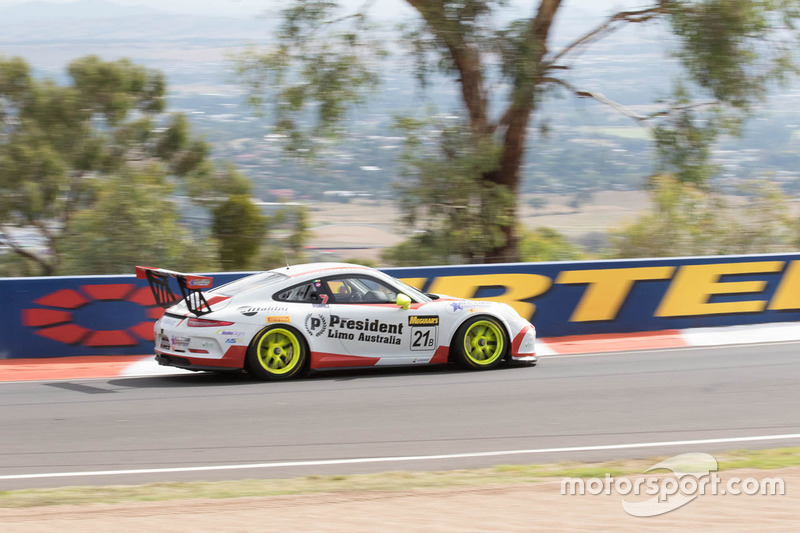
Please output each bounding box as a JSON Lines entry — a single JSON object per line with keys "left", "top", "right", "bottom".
{"left": 310, "top": 352, "right": 380, "bottom": 369}
{"left": 511, "top": 324, "right": 535, "bottom": 356}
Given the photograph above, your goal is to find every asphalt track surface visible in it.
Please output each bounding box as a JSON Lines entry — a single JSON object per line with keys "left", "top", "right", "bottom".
{"left": 1, "top": 342, "right": 799, "bottom": 490}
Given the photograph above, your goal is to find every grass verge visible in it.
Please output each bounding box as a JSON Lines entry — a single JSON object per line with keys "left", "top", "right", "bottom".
{"left": 1, "top": 446, "right": 798, "bottom": 508}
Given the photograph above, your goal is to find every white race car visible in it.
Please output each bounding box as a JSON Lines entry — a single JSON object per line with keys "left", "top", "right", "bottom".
{"left": 136, "top": 263, "right": 537, "bottom": 380}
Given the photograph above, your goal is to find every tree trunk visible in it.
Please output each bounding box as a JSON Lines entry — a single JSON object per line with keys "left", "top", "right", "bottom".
{"left": 482, "top": 0, "right": 562, "bottom": 263}
{"left": 405, "top": 0, "right": 563, "bottom": 264}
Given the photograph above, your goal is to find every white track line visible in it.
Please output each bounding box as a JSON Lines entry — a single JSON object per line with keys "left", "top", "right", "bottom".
{"left": 2, "top": 433, "right": 799, "bottom": 481}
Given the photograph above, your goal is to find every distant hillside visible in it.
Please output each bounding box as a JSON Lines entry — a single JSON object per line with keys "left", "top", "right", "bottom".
{"left": 0, "top": 0, "right": 273, "bottom": 43}
{"left": 0, "top": 0, "right": 158, "bottom": 22}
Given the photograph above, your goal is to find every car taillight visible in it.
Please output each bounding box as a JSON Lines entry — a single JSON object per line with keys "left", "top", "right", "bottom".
{"left": 186, "top": 318, "right": 235, "bottom": 327}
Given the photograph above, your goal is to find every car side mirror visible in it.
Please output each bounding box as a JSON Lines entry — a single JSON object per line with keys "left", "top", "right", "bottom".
{"left": 396, "top": 293, "right": 411, "bottom": 310}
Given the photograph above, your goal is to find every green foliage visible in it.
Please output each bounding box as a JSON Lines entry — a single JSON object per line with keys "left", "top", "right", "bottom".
{"left": 609, "top": 174, "right": 796, "bottom": 258}
{"left": 67, "top": 55, "right": 165, "bottom": 124}
{"left": 380, "top": 231, "right": 456, "bottom": 267}
{"left": 383, "top": 118, "right": 514, "bottom": 265}
{"left": 0, "top": 55, "right": 252, "bottom": 276}
{"left": 234, "top": 1, "right": 383, "bottom": 152}
{"left": 212, "top": 195, "right": 267, "bottom": 271}
{"left": 519, "top": 227, "right": 583, "bottom": 262}
{"left": 239, "top": 1, "right": 800, "bottom": 263}
{"left": 668, "top": 0, "right": 799, "bottom": 109}
{"left": 650, "top": 84, "right": 722, "bottom": 187}
{"left": 251, "top": 204, "right": 313, "bottom": 270}
{"left": 284, "top": 204, "right": 311, "bottom": 257}
{"left": 0, "top": 252, "right": 41, "bottom": 278}
{"left": 60, "top": 167, "right": 214, "bottom": 275}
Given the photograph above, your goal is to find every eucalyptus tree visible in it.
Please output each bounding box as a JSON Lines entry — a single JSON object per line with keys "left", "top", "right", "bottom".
{"left": 238, "top": 1, "right": 800, "bottom": 262}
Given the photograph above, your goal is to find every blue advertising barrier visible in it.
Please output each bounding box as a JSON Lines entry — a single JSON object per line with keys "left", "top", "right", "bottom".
{"left": 1, "top": 253, "right": 799, "bottom": 359}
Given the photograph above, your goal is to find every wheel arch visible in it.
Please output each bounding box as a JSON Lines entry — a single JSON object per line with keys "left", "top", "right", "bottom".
{"left": 446, "top": 312, "right": 513, "bottom": 363}
{"left": 246, "top": 323, "right": 312, "bottom": 374}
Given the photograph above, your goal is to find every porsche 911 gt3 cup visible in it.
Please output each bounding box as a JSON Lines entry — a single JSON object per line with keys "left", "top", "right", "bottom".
{"left": 136, "top": 263, "right": 537, "bottom": 380}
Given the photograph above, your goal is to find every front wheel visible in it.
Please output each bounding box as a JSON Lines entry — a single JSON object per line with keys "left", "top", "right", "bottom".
{"left": 451, "top": 316, "right": 508, "bottom": 370}
{"left": 246, "top": 326, "right": 308, "bottom": 381}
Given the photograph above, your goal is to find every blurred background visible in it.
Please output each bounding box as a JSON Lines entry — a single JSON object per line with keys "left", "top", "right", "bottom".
{"left": 1, "top": 0, "right": 799, "bottom": 276}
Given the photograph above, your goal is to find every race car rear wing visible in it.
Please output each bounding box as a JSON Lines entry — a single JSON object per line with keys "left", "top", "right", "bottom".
{"left": 135, "top": 266, "right": 214, "bottom": 316}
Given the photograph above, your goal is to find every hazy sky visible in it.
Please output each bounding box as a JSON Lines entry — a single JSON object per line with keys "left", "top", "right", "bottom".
{"left": 0, "top": 0, "right": 645, "bottom": 19}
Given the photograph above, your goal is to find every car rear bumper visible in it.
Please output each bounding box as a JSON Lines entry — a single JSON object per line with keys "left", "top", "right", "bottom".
{"left": 155, "top": 345, "right": 248, "bottom": 371}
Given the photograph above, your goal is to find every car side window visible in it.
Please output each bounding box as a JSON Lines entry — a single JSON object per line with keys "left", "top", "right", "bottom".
{"left": 274, "top": 281, "right": 328, "bottom": 303}
{"left": 325, "top": 276, "right": 398, "bottom": 304}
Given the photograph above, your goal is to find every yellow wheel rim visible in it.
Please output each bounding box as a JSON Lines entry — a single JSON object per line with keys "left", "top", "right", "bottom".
{"left": 463, "top": 320, "right": 504, "bottom": 366}
{"left": 256, "top": 328, "right": 301, "bottom": 375}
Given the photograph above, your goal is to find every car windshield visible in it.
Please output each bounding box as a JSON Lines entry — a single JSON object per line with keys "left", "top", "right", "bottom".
{"left": 390, "top": 276, "right": 431, "bottom": 303}
{"left": 208, "top": 272, "right": 289, "bottom": 297}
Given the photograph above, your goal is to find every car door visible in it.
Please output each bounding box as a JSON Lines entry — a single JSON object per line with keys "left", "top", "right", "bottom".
{"left": 321, "top": 274, "right": 439, "bottom": 365}
{"left": 272, "top": 279, "right": 340, "bottom": 354}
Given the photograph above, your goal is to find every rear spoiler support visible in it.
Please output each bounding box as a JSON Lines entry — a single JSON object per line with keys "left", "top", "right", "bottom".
{"left": 135, "top": 266, "right": 214, "bottom": 316}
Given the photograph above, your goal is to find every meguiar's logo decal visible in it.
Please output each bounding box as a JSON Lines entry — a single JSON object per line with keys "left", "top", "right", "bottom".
{"left": 409, "top": 315, "right": 439, "bottom": 326}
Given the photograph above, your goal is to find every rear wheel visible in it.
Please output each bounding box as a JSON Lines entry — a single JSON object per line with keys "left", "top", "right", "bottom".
{"left": 247, "top": 326, "right": 308, "bottom": 381}
{"left": 452, "top": 316, "right": 508, "bottom": 370}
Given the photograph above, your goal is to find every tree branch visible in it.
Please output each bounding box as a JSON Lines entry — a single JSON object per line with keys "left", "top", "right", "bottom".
{"left": 406, "top": 0, "right": 489, "bottom": 133}
{"left": 61, "top": 170, "right": 86, "bottom": 229}
{"left": 493, "top": 0, "right": 562, "bottom": 186}
{"left": 541, "top": 76, "right": 717, "bottom": 124}
{"left": 549, "top": 3, "right": 669, "bottom": 65}
{"left": 0, "top": 225, "right": 53, "bottom": 274}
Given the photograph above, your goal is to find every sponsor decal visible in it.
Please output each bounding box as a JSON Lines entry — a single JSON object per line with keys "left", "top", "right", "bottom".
{"left": 160, "top": 316, "right": 183, "bottom": 328}
{"left": 225, "top": 338, "right": 243, "bottom": 344}
{"left": 216, "top": 329, "right": 245, "bottom": 336}
{"left": 305, "top": 313, "right": 328, "bottom": 337}
{"left": 267, "top": 316, "right": 291, "bottom": 323}
{"left": 324, "top": 315, "right": 404, "bottom": 345}
{"left": 409, "top": 315, "right": 439, "bottom": 327}
{"left": 186, "top": 277, "right": 212, "bottom": 288}
{"left": 408, "top": 315, "right": 440, "bottom": 351}
{"left": 170, "top": 336, "right": 190, "bottom": 349}
{"left": 201, "top": 341, "right": 215, "bottom": 349}
{"left": 237, "top": 305, "right": 289, "bottom": 317}
{"left": 445, "top": 302, "right": 466, "bottom": 314}
{"left": 346, "top": 332, "right": 401, "bottom": 345}
{"left": 465, "top": 302, "right": 493, "bottom": 313}
{"left": 329, "top": 315, "right": 404, "bottom": 334}
{"left": 159, "top": 335, "right": 170, "bottom": 350}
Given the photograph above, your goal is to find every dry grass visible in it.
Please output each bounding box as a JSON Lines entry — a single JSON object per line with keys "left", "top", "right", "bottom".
{"left": 1, "top": 447, "right": 798, "bottom": 509}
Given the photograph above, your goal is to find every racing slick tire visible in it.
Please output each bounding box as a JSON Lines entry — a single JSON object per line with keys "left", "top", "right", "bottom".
{"left": 451, "top": 315, "right": 509, "bottom": 371}
{"left": 246, "top": 325, "right": 308, "bottom": 381}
